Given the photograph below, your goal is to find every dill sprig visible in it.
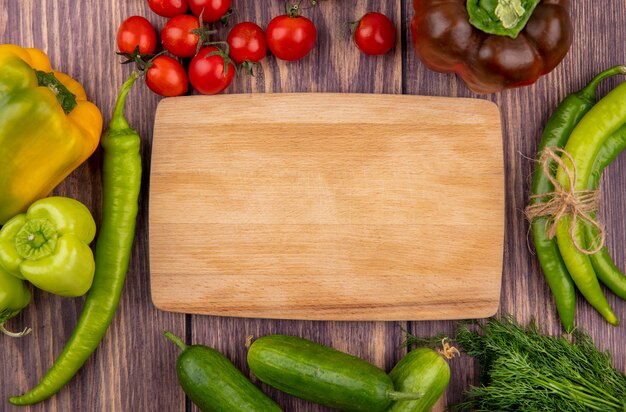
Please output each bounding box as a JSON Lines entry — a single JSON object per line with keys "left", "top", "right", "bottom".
{"left": 401, "top": 333, "right": 450, "bottom": 349}
{"left": 449, "top": 316, "right": 626, "bottom": 411}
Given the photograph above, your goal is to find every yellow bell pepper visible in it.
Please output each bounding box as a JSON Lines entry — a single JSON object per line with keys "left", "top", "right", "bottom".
{"left": 0, "top": 44, "right": 103, "bottom": 224}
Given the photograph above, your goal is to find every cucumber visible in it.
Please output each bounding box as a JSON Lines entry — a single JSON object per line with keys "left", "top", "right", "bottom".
{"left": 387, "top": 347, "right": 451, "bottom": 412}
{"left": 164, "top": 331, "right": 282, "bottom": 412}
{"left": 247, "top": 334, "right": 421, "bottom": 412}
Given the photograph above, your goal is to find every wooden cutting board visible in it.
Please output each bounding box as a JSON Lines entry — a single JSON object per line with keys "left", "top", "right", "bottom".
{"left": 149, "top": 93, "right": 504, "bottom": 321}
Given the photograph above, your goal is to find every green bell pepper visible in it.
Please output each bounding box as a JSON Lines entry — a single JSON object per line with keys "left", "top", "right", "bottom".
{"left": 0, "top": 196, "right": 96, "bottom": 297}
{"left": 0, "top": 264, "right": 31, "bottom": 337}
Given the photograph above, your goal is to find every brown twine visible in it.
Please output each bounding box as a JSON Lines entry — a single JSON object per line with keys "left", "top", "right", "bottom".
{"left": 524, "top": 147, "right": 605, "bottom": 255}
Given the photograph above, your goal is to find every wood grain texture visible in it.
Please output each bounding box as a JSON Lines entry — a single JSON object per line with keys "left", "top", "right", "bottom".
{"left": 403, "top": 0, "right": 626, "bottom": 408}
{"left": 1, "top": 1, "right": 185, "bottom": 411}
{"left": 1, "top": 1, "right": 625, "bottom": 412}
{"left": 190, "top": 3, "right": 407, "bottom": 411}
{"left": 149, "top": 93, "right": 503, "bottom": 320}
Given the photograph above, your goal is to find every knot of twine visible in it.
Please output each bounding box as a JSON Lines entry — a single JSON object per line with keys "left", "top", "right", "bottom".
{"left": 525, "top": 147, "right": 605, "bottom": 255}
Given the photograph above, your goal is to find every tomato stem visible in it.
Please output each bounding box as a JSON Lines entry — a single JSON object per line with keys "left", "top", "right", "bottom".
{"left": 286, "top": 3, "right": 300, "bottom": 17}
{"left": 205, "top": 43, "right": 238, "bottom": 77}
{"left": 116, "top": 46, "right": 163, "bottom": 73}
{"left": 241, "top": 60, "right": 260, "bottom": 76}
{"left": 220, "top": 7, "right": 236, "bottom": 26}
{"left": 193, "top": 10, "right": 219, "bottom": 54}
{"left": 345, "top": 19, "right": 360, "bottom": 40}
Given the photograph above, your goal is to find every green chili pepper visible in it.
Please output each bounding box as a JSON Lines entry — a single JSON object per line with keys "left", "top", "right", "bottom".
{"left": 0, "top": 264, "right": 31, "bottom": 337}
{"left": 530, "top": 65, "right": 626, "bottom": 332}
{"left": 585, "top": 124, "right": 626, "bottom": 299}
{"left": 9, "top": 72, "right": 142, "bottom": 405}
{"left": 0, "top": 196, "right": 96, "bottom": 297}
{"left": 555, "top": 78, "right": 626, "bottom": 327}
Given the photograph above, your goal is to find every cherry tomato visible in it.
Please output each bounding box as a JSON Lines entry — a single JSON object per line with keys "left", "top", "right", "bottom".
{"left": 188, "top": 46, "right": 235, "bottom": 95}
{"left": 227, "top": 22, "right": 267, "bottom": 64}
{"left": 117, "top": 16, "right": 157, "bottom": 54}
{"left": 161, "top": 15, "right": 201, "bottom": 58}
{"left": 266, "top": 12, "right": 316, "bottom": 62}
{"left": 145, "top": 55, "right": 189, "bottom": 97}
{"left": 147, "top": 0, "right": 188, "bottom": 17}
{"left": 188, "top": 0, "right": 231, "bottom": 23}
{"left": 353, "top": 12, "right": 396, "bottom": 56}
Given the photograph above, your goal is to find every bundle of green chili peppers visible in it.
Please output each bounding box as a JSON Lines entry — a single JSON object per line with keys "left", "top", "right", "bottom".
{"left": 527, "top": 65, "right": 626, "bottom": 332}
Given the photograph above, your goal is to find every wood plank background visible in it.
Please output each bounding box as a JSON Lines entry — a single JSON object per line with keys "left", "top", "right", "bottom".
{"left": 1, "top": 1, "right": 625, "bottom": 411}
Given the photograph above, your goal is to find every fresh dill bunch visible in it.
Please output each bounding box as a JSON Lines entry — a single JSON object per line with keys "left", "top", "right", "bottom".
{"left": 449, "top": 316, "right": 626, "bottom": 412}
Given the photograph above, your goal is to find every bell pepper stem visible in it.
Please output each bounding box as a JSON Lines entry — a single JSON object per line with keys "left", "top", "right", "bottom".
{"left": 466, "top": 0, "right": 540, "bottom": 38}
{"left": 109, "top": 71, "right": 141, "bottom": 131}
{"left": 34, "top": 70, "right": 77, "bottom": 114}
{"left": 495, "top": 0, "right": 526, "bottom": 29}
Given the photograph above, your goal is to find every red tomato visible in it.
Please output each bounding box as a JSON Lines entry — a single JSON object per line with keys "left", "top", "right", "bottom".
{"left": 227, "top": 22, "right": 267, "bottom": 64}
{"left": 161, "top": 15, "right": 201, "bottom": 58}
{"left": 188, "top": 0, "right": 231, "bottom": 23}
{"left": 147, "top": 0, "right": 188, "bottom": 17}
{"left": 353, "top": 12, "right": 396, "bottom": 56}
{"left": 145, "top": 55, "right": 189, "bottom": 97}
{"left": 117, "top": 16, "right": 157, "bottom": 54}
{"left": 266, "top": 13, "right": 316, "bottom": 62}
{"left": 188, "top": 47, "right": 235, "bottom": 95}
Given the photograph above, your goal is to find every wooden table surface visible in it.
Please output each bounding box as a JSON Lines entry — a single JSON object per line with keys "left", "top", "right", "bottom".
{"left": 2, "top": 1, "right": 625, "bottom": 411}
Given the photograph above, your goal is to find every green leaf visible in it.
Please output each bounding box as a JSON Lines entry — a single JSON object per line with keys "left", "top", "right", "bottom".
{"left": 466, "top": 0, "right": 541, "bottom": 38}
